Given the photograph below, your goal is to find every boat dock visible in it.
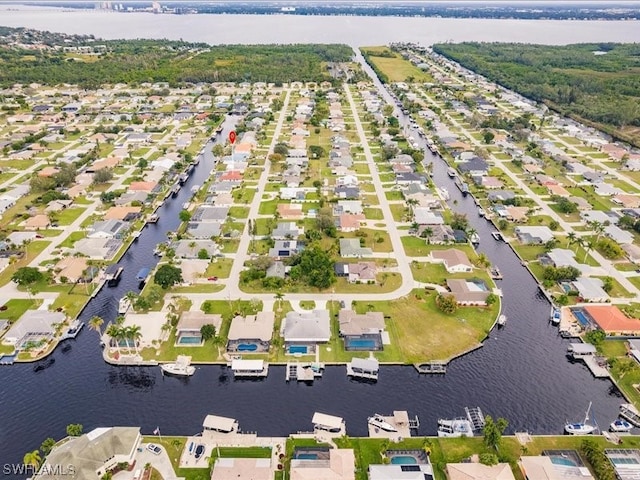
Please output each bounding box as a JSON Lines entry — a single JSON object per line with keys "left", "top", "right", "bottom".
{"left": 415, "top": 361, "right": 447, "bottom": 374}
{"left": 346, "top": 357, "right": 379, "bottom": 381}
{"left": 104, "top": 264, "right": 123, "bottom": 285}
{"left": 367, "top": 411, "right": 419, "bottom": 440}
{"left": 465, "top": 407, "right": 486, "bottom": 432}
{"left": 491, "top": 231, "right": 504, "bottom": 242}
{"left": 286, "top": 361, "right": 325, "bottom": 382}
{"left": 59, "top": 320, "right": 84, "bottom": 341}
{"left": 148, "top": 213, "right": 160, "bottom": 223}
{"left": 620, "top": 404, "right": 640, "bottom": 427}
{"left": 230, "top": 359, "right": 269, "bottom": 378}
{"left": 568, "top": 343, "right": 610, "bottom": 378}
{"left": 490, "top": 267, "right": 503, "bottom": 280}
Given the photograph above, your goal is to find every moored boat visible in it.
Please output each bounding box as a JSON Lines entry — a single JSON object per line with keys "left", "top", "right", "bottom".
{"left": 33, "top": 358, "right": 55, "bottom": 372}
{"left": 161, "top": 355, "right": 196, "bottom": 377}
{"left": 551, "top": 307, "right": 561, "bottom": 325}
{"left": 118, "top": 297, "right": 131, "bottom": 315}
{"left": 497, "top": 315, "right": 507, "bottom": 327}
{"left": 565, "top": 402, "right": 597, "bottom": 435}
{"left": 368, "top": 414, "right": 397, "bottom": 432}
{"left": 610, "top": 419, "right": 633, "bottom": 432}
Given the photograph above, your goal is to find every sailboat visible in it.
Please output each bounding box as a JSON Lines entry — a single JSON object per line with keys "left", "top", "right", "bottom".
{"left": 565, "top": 402, "right": 597, "bottom": 435}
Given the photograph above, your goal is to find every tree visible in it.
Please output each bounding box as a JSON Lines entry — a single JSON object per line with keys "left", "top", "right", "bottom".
{"left": 154, "top": 264, "right": 183, "bottom": 289}
{"left": 88, "top": 316, "right": 104, "bottom": 336}
{"left": 197, "top": 248, "right": 210, "bottom": 260}
{"left": 289, "top": 245, "right": 336, "bottom": 289}
{"left": 40, "top": 437, "right": 56, "bottom": 455}
{"left": 479, "top": 453, "right": 499, "bottom": 465}
{"left": 450, "top": 213, "right": 469, "bottom": 232}
{"left": 482, "top": 415, "right": 508, "bottom": 449}
{"left": 179, "top": 210, "right": 191, "bottom": 222}
{"left": 435, "top": 294, "right": 458, "bottom": 314}
{"left": 482, "top": 130, "right": 495, "bottom": 144}
{"left": 93, "top": 168, "right": 114, "bottom": 184}
{"left": 200, "top": 324, "right": 216, "bottom": 341}
{"left": 12, "top": 267, "right": 44, "bottom": 286}
{"left": 66, "top": 423, "right": 83, "bottom": 436}
{"left": 23, "top": 450, "right": 41, "bottom": 470}
{"left": 486, "top": 293, "right": 498, "bottom": 306}
{"left": 566, "top": 232, "right": 577, "bottom": 247}
{"left": 585, "top": 329, "right": 606, "bottom": 347}
{"left": 602, "top": 276, "right": 614, "bottom": 293}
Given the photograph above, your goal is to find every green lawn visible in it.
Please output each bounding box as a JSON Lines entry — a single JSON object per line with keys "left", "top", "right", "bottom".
{"left": 228, "top": 206, "right": 249, "bottom": 219}
{"left": 258, "top": 198, "right": 280, "bottom": 215}
{"left": 58, "top": 231, "right": 86, "bottom": 249}
{"left": 361, "top": 47, "right": 434, "bottom": 83}
{"left": 363, "top": 208, "right": 384, "bottom": 220}
{"left": 55, "top": 207, "right": 85, "bottom": 226}
{"left": 0, "top": 240, "right": 50, "bottom": 287}
{"left": 0, "top": 299, "right": 41, "bottom": 323}
{"left": 204, "top": 258, "right": 233, "bottom": 279}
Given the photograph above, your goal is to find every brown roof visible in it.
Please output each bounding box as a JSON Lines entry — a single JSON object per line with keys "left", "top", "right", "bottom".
{"left": 277, "top": 203, "right": 303, "bottom": 219}
{"left": 339, "top": 214, "right": 365, "bottom": 230}
{"left": 432, "top": 249, "right": 473, "bottom": 268}
{"left": 547, "top": 184, "right": 570, "bottom": 197}
{"left": 104, "top": 206, "right": 141, "bottom": 221}
{"left": 177, "top": 311, "right": 222, "bottom": 333}
{"left": 38, "top": 166, "right": 59, "bottom": 177}
{"left": 129, "top": 181, "right": 157, "bottom": 192}
{"left": 447, "top": 279, "right": 490, "bottom": 304}
{"left": 584, "top": 305, "right": 640, "bottom": 334}
{"left": 613, "top": 194, "right": 640, "bottom": 209}
{"left": 348, "top": 261, "right": 377, "bottom": 280}
{"left": 24, "top": 214, "right": 50, "bottom": 229}
{"left": 338, "top": 310, "right": 384, "bottom": 336}
{"left": 91, "top": 157, "right": 120, "bottom": 171}
{"left": 54, "top": 257, "right": 88, "bottom": 282}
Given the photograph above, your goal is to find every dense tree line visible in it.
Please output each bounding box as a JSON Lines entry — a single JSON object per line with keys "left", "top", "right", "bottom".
{"left": 0, "top": 40, "right": 353, "bottom": 87}
{"left": 433, "top": 42, "right": 640, "bottom": 146}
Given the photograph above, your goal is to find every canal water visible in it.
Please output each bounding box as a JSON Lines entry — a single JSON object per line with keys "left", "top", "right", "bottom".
{"left": 0, "top": 83, "right": 623, "bottom": 475}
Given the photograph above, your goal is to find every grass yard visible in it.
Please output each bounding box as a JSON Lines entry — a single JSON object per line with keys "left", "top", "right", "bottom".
{"left": 0, "top": 240, "right": 50, "bottom": 287}
{"left": 204, "top": 258, "right": 233, "bottom": 278}
{"left": 363, "top": 207, "right": 384, "bottom": 220}
{"left": 54, "top": 207, "right": 85, "bottom": 226}
{"left": 361, "top": 46, "right": 433, "bottom": 83}
{"left": 0, "top": 298, "right": 41, "bottom": 323}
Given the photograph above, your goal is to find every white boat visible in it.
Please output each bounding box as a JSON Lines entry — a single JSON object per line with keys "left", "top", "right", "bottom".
{"left": 182, "top": 202, "right": 190, "bottom": 209}
{"left": 565, "top": 402, "right": 597, "bottom": 435}
{"left": 478, "top": 207, "right": 486, "bottom": 217}
{"left": 497, "top": 315, "right": 507, "bottom": 327}
{"left": 470, "top": 233, "right": 480, "bottom": 244}
{"left": 368, "top": 414, "right": 397, "bottom": 432}
{"left": 191, "top": 185, "right": 200, "bottom": 194}
{"left": 551, "top": 307, "right": 561, "bottom": 325}
{"left": 447, "top": 167, "right": 457, "bottom": 178}
{"left": 437, "top": 418, "right": 474, "bottom": 438}
{"left": 161, "top": 355, "right": 196, "bottom": 377}
{"left": 118, "top": 297, "right": 131, "bottom": 315}
{"left": 610, "top": 419, "right": 633, "bottom": 432}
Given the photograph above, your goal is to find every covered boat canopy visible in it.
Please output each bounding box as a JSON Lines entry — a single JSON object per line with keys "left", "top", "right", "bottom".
{"left": 203, "top": 414, "right": 237, "bottom": 433}
{"left": 312, "top": 412, "right": 343, "bottom": 430}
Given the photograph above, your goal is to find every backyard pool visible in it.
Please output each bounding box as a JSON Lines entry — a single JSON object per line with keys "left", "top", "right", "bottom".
{"left": 345, "top": 338, "right": 378, "bottom": 350}
{"left": 572, "top": 309, "right": 590, "bottom": 327}
{"left": 237, "top": 343, "right": 258, "bottom": 352}
{"left": 390, "top": 456, "right": 418, "bottom": 465}
{"left": 296, "top": 453, "right": 318, "bottom": 460}
{"left": 289, "top": 345, "right": 308, "bottom": 354}
{"left": 177, "top": 336, "right": 203, "bottom": 345}
{"left": 550, "top": 456, "right": 578, "bottom": 467}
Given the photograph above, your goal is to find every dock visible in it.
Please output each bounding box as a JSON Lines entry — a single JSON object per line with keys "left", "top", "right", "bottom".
{"left": 367, "top": 411, "right": 419, "bottom": 440}
{"left": 465, "top": 407, "right": 486, "bottom": 432}
{"left": 230, "top": 359, "right": 269, "bottom": 378}
{"left": 568, "top": 343, "right": 610, "bottom": 378}
{"left": 59, "top": 320, "right": 84, "bottom": 341}
{"left": 491, "top": 231, "right": 504, "bottom": 242}
{"left": 346, "top": 357, "right": 379, "bottom": 381}
{"left": 286, "top": 361, "right": 324, "bottom": 382}
{"left": 104, "top": 264, "right": 123, "bottom": 286}
{"left": 415, "top": 361, "right": 447, "bottom": 374}
{"left": 620, "top": 404, "right": 640, "bottom": 427}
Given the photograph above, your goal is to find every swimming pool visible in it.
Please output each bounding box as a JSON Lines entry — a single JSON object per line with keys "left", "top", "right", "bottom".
{"left": 296, "top": 453, "right": 318, "bottom": 460}
{"left": 177, "top": 336, "right": 202, "bottom": 345}
{"left": 550, "top": 456, "right": 578, "bottom": 467}
{"left": 573, "top": 310, "right": 590, "bottom": 327}
{"left": 237, "top": 343, "right": 258, "bottom": 352}
{"left": 345, "top": 338, "right": 377, "bottom": 350}
{"left": 391, "top": 456, "right": 418, "bottom": 465}
{"left": 289, "top": 345, "right": 308, "bottom": 354}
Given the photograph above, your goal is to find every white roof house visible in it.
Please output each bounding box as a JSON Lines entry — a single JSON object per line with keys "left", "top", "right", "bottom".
{"left": 228, "top": 312, "right": 275, "bottom": 342}
{"left": 3, "top": 310, "right": 65, "bottom": 347}
{"left": 211, "top": 458, "right": 273, "bottom": 480}
{"left": 572, "top": 277, "right": 609, "bottom": 303}
{"left": 369, "top": 464, "right": 434, "bottom": 480}
{"left": 605, "top": 225, "right": 634, "bottom": 244}
{"left": 446, "top": 462, "right": 516, "bottom": 480}
{"left": 282, "top": 310, "right": 331, "bottom": 343}
{"left": 515, "top": 226, "right": 555, "bottom": 244}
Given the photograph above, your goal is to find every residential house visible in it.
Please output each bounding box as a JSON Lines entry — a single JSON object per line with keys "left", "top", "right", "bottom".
{"left": 227, "top": 312, "right": 275, "bottom": 351}
{"left": 337, "top": 214, "right": 365, "bottom": 233}
{"left": 431, "top": 249, "right": 473, "bottom": 273}
{"left": 334, "top": 185, "right": 360, "bottom": 199}
{"left": 290, "top": 449, "right": 355, "bottom": 480}
{"left": 335, "top": 201, "right": 363, "bottom": 215}
{"left": 339, "top": 239, "right": 372, "bottom": 258}
{"left": 87, "top": 219, "right": 128, "bottom": 239}
{"left": 446, "top": 279, "right": 491, "bottom": 305}
{"left": 446, "top": 463, "right": 516, "bottom": 480}
{"left": 277, "top": 203, "right": 304, "bottom": 220}
{"left": 23, "top": 214, "right": 51, "bottom": 231}
{"left": 176, "top": 311, "right": 222, "bottom": 345}
{"left": 487, "top": 190, "right": 515, "bottom": 203}
{"left": 269, "top": 240, "right": 302, "bottom": 259}
{"left": 515, "top": 226, "right": 554, "bottom": 245}
{"left": 54, "top": 257, "right": 91, "bottom": 283}
{"left": 173, "top": 240, "right": 219, "bottom": 259}
{"left": 266, "top": 261, "right": 286, "bottom": 279}
{"left": 458, "top": 158, "right": 489, "bottom": 176}
{"left": 272, "top": 222, "right": 303, "bottom": 240}
{"left": 210, "top": 458, "right": 272, "bottom": 480}
{"left": 338, "top": 310, "right": 385, "bottom": 337}
{"left": 605, "top": 224, "right": 634, "bottom": 244}
{"left": 3, "top": 310, "right": 65, "bottom": 347}
{"left": 571, "top": 277, "right": 609, "bottom": 303}
{"left": 282, "top": 310, "right": 331, "bottom": 345}
{"left": 334, "top": 261, "right": 377, "bottom": 283}
{"left": 34, "top": 427, "right": 141, "bottom": 480}
{"left": 413, "top": 208, "right": 444, "bottom": 225}
{"left": 74, "top": 237, "right": 122, "bottom": 259}
{"left": 104, "top": 206, "right": 142, "bottom": 221}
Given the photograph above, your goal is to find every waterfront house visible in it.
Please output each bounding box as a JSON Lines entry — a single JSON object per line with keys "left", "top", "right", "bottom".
{"left": 416, "top": 224, "right": 457, "bottom": 244}
{"left": 514, "top": 226, "right": 554, "bottom": 245}
{"left": 487, "top": 190, "right": 516, "bottom": 203}
{"left": 519, "top": 454, "right": 594, "bottom": 480}
{"left": 584, "top": 305, "right": 640, "bottom": 336}
{"left": 458, "top": 158, "right": 489, "bottom": 176}
{"left": 431, "top": 249, "right": 473, "bottom": 273}
{"left": 186, "top": 222, "right": 221, "bottom": 239}
{"left": 54, "top": 257, "right": 91, "bottom": 283}
{"left": 227, "top": 312, "right": 275, "bottom": 353}
{"left": 173, "top": 239, "right": 219, "bottom": 259}
{"left": 73, "top": 237, "right": 122, "bottom": 260}
{"left": 339, "top": 239, "right": 372, "bottom": 258}
{"left": 446, "top": 462, "right": 516, "bottom": 480}
{"left": 570, "top": 278, "right": 609, "bottom": 303}
{"left": 211, "top": 458, "right": 273, "bottom": 480}
{"left": 282, "top": 310, "right": 331, "bottom": 350}
{"left": 369, "top": 463, "right": 434, "bottom": 480}
{"left": 34, "top": 427, "right": 141, "bottom": 480}
{"left": 605, "top": 449, "right": 640, "bottom": 480}
{"left": 176, "top": 311, "right": 222, "bottom": 345}
{"left": 413, "top": 208, "right": 444, "bottom": 225}
{"left": 446, "top": 279, "right": 491, "bottom": 306}
{"left": 2, "top": 310, "right": 65, "bottom": 348}
{"left": 541, "top": 248, "right": 590, "bottom": 274}
{"left": 87, "top": 219, "right": 128, "bottom": 239}
{"left": 103, "top": 206, "right": 142, "bottom": 222}
{"left": 290, "top": 448, "right": 355, "bottom": 480}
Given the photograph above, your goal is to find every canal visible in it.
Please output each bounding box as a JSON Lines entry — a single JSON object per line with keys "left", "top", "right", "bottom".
{"left": 0, "top": 80, "right": 623, "bottom": 474}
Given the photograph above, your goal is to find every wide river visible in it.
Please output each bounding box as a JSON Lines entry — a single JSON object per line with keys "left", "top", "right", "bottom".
{"left": 0, "top": 9, "right": 638, "bottom": 477}
{"left": 1, "top": 6, "right": 640, "bottom": 45}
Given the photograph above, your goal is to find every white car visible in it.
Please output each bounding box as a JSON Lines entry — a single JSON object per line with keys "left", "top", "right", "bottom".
{"left": 147, "top": 444, "right": 162, "bottom": 455}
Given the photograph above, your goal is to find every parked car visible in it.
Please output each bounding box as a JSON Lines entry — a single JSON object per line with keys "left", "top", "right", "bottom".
{"left": 207, "top": 276, "right": 218, "bottom": 281}
{"left": 147, "top": 444, "right": 162, "bottom": 455}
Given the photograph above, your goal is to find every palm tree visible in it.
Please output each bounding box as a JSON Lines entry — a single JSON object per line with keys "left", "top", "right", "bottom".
{"left": 105, "top": 324, "right": 122, "bottom": 355}
{"left": 588, "top": 220, "right": 605, "bottom": 242}
{"left": 566, "top": 232, "right": 577, "bottom": 248}
{"left": 127, "top": 325, "right": 142, "bottom": 355}
{"left": 88, "top": 316, "right": 104, "bottom": 336}
{"left": 583, "top": 239, "right": 596, "bottom": 262}
{"left": 405, "top": 198, "right": 419, "bottom": 215}
{"left": 23, "top": 450, "right": 41, "bottom": 470}
{"left": 274, "top": 292, "right": 284, "bottom": 312}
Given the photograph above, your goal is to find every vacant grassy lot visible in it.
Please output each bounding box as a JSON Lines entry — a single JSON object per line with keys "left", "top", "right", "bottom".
{"left": 361, "top": 46, "right": 433, "bottom": 83}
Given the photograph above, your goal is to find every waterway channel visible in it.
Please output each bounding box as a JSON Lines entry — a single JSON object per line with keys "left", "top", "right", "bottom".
{"left": 0, "top": 71, "right": 625, "bottom": 476}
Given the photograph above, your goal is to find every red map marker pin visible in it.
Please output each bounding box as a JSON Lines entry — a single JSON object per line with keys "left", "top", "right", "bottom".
{"left": 229, "top": 130, "right": 237, "bottom": 144}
